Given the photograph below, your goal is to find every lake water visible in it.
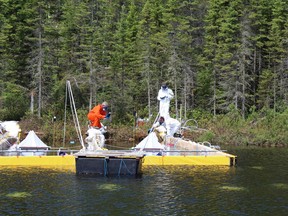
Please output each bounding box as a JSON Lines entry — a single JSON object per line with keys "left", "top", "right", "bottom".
{"left": 0, "top": 147, "right": 287, "bottom": 215}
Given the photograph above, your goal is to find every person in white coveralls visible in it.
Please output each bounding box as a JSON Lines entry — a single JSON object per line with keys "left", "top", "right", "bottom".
{"left": 149, "top": 116, "right": 167, "bottom": 143}
{"left": 157, "top": 82, "right": 174, "bottom": 120}
{"left": 157, "top": 82, "right": 180, "bottom": 137}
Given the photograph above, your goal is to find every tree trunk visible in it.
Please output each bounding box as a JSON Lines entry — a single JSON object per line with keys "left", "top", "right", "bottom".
{"left": 213, "top": 69, "right": 216, "bottom": 117}
{"left": 89, "top": 49, "right": 93, "bottom": 110}
{"left": 242, "top": 54, "right": 246, "bottom": 118}
{"left": 37, "top": 28, "right": 42, "bottom": 117}
{"left": 30, "top": 90, "right": 34, "bottom": 114}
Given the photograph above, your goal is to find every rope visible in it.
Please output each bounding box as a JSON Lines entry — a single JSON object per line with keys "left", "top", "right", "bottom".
{"left": 104, "top": 144, "right": 131, "bottom": 150}
{"left": 118, "top": 159, "right": 123, "bottom": 176}
{"left": 66, "top": 81, "right": 85, "bottom": 149}
{"left": 62, "top": 83, "right": 68, "bottom": 147}
{"left": 103, "top": 158, "right": 108, "bottom": 177}
{"left": 118, "top": 159, "right": 133, "bottom": 176}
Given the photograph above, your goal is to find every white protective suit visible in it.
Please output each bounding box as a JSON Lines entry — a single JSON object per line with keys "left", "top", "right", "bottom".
{"left": 166, "top": 117, "right": 181, "bottom": 136}
{"left": 157, "top": 86, "right": 174, "bottom": 120}
{"left": 85, "top": 127, "right": 105, "bottom": 151}
{"left": 152, "top": 120, "right": 167, "bottom": 143}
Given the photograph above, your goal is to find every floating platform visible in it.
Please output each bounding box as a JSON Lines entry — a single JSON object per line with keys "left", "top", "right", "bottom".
{"left": 0, "top": 151, "right": 236, "bottom": 168}
{"left": 74, "top": 150, "right": 145, "bottom": 177}
{"left": 135, "top": 137, "right": 237, "bottom": 166}
{"left": 0, "top": 137, "right": 237, "bottom": 168}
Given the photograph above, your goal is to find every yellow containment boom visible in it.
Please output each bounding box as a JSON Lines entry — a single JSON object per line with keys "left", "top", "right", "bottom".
{"left": 0, "top": 153, "right": 236, "bottom": 168}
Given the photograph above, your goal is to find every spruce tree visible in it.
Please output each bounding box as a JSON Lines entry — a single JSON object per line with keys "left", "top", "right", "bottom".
{"left": 267, "top": 0, "right": 288, "bottom": 111}
{"left": 137, "top": 0, "right": 168, "bottom": 118}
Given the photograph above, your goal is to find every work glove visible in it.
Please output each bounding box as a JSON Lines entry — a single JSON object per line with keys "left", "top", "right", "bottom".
{"left": 105, "top": 112, "right": 111, "bottom": 119}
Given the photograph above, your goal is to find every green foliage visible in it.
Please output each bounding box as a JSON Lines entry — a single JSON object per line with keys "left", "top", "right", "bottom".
{"left": 192, "top": 107, "right": 288, "bottom": 146}
{"left": 197, "top": 130, "right": 215, "bottom": 143}
{"left": 185, "top": 108, "right": 213, "bottom": 129}
{"left": 257, "top": 69, "right": 274, "bottom": 109}
{"left": 0, "top": 0, "right": 287, "bottom": 148}
{"left": 0, "top": 82, "right": 29, "bottom": 120}
{"left": 195, "top": 68, "right": 213, "bottom": 109}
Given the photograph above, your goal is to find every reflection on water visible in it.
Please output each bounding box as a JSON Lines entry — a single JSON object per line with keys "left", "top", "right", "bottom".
{"left": 0, "top": 148, "right": 288, "bottom": 215}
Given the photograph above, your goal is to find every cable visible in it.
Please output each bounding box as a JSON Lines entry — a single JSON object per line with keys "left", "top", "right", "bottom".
{"left": 66, "top": 81, "right": 85, "bottom": 149}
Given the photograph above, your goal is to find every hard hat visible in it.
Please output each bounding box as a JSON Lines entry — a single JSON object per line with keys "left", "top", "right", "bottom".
{"left": 102, "top": 101, "right": 108, "bottom": 107}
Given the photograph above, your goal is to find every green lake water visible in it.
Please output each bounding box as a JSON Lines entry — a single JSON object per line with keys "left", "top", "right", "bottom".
{"left": 0, "top": 147, "right": 287, "bottom": 215}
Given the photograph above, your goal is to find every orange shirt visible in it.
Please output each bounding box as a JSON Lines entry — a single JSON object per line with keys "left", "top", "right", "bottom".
{"left": 87, "top": 104, "right": 107, "bottom": 128}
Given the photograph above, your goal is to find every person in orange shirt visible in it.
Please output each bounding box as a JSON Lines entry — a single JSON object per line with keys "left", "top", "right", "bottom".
{"left": 87, "top": 101, "right": 109, "bottom": 128}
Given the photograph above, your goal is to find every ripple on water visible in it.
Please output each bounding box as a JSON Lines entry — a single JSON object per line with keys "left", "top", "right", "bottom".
{"left": 0, "top": 148, "right": 288, "bottom": 216}
{"left": 250, "top": 166, "right": 264, "bottom": 170}
{"left": 271, "top": 183, "right": 288, "bottom": 190}
{"left": 6, "top": 192, "right": 32, "bottom": 198}
{"left": 219, "top": 185, "right": 248, "bottom": 192}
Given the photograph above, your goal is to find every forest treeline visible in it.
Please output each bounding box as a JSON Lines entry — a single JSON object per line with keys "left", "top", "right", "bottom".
{"left": 0, "top": 0, "right": 288, "bottom": 146}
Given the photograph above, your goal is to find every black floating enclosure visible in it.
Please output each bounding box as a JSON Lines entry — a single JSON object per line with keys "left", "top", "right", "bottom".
{"left": 75, "top": 156, "right": 143, "bottom": 177}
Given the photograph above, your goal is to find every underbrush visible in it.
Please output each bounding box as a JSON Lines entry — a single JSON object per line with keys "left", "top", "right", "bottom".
{"left": 18, "top": 108, "right": 288, "bottom": 147}
{"left": 192, "top": 109, "right": 288, "bottom": 147}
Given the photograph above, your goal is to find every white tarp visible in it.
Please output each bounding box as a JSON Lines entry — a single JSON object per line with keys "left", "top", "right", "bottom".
{"left": 18, "top": 130, "right": 49, "bottom": 149}
{"left": 134, "top": 132, "right": 164, "bottom": 150}
{"left": 0, "top": 121, "right": 21, "bottom": 137}
{"left": 0, "top": 121, "right": 21, "bottom": 151}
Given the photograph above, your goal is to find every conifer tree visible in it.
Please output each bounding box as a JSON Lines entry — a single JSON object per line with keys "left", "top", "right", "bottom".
{"left": 238, "top": 6, "right": 254, "bottom": 118}
{"left": 249, "top": 0, "right": 273, "bottom": 109}
{"left": 203, "top": 0, "right": 223, "bottom": 115}
{"left": 0, "top": 0, "right": 12, "bottom": 82}
{"left": 1, "top": 0, "right": 288, "bottom": 124}
{"left": 203, "top": 0, "right": 245, "bottom": 115}
{"left": 137, "top": 0, "right": 168, "bottom": 117}
{"left": 110, "top": 1, "right": 143, "bottom": 122}
{"left": 267, "top": 0, "right": 288, "bottom": 111}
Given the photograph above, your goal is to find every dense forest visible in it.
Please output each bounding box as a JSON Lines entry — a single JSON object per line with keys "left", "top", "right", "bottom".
{"left": 0, "top": 0, "right": 288, "bottom": 146}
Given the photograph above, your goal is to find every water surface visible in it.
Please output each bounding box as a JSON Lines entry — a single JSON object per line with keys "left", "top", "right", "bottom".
{"left": 0, "top": 147, "right": 287, "bottom": 215}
